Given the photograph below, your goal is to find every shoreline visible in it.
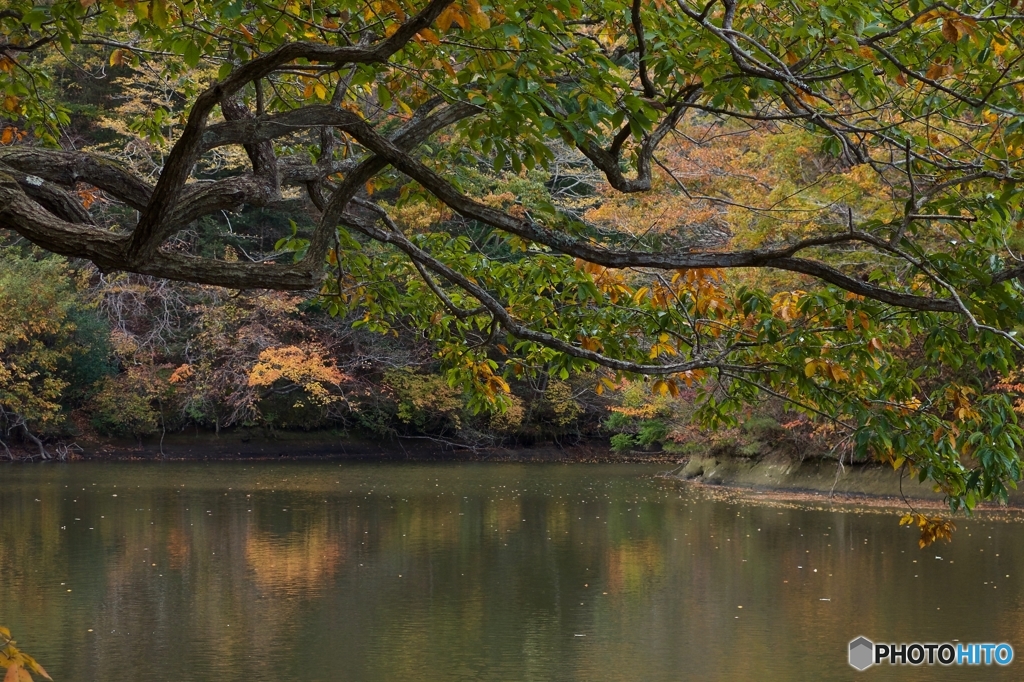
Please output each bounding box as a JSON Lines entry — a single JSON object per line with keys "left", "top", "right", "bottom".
{"left": 32, "top": 431, "right": 682, "bottom": 464}
{"left": 9, "top": 431, "right": 1024, "bottom": 512}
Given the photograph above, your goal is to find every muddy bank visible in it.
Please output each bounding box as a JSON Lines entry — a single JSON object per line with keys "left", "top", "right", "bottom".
{"left": 665, "top": 452, "right": 950, "bottom": 502}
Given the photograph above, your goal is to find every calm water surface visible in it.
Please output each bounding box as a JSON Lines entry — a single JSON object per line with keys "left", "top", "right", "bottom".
{"left": 2, "top": 462, "right": 1024, "bottom": 681}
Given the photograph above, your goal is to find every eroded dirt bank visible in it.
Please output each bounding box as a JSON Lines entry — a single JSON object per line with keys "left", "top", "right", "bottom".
{"left": 667, "top": 452, "right": 947, "bottom": 501}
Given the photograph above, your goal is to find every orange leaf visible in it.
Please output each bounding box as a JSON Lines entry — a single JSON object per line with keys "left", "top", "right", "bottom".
{"left": 382, "top": 0, "right": 406, "bottom": 21}
{"left": 925, "top": 61, "right": 952, "bottom": 80}
{"left": 0, "top": 127, "right": 13, "bottom": 145}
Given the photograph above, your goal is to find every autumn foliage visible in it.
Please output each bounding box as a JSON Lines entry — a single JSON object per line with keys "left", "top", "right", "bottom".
{"left": 0, "top": 626, "right": 50, "bottom": 682}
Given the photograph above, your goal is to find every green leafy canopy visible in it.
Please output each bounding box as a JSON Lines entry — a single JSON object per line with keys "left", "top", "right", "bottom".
{"left": 4, "top": 0, "right": 1024, "bottom": 513}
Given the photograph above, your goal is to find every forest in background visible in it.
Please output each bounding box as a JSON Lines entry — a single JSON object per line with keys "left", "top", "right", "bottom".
{"left": 0, "top": 40, "right": 836, "bottom": 460}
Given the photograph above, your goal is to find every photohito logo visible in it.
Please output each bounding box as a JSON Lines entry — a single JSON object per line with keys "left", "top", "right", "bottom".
{"left": 849, "top": 637, "right": 1013, "bottom": 670}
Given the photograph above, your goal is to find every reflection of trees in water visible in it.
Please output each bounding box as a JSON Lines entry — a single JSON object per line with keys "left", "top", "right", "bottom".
{"left": 605, "top": 540, "right": 663, "bottom": 595}
{"left": 6, "top": 466, "right": 1024, "bottom": 681}
{"left": 246, "top": 522, "right": 343, "bottom": 594}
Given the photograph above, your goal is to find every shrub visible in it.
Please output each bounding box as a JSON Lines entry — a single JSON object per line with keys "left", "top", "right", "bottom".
{"left": 636, "top": 420, "right": 669, "bottom": 448}
{"left": 89, "top": 375, "right": 160, "bottom": 439}
{"left": 383, "top": 369, "right": 464, "bottom": 435}
{"left": 610, "top": 433, "right": 636, "bottom": 452}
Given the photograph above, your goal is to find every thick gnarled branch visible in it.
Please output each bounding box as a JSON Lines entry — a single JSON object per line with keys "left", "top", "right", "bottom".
{"left": 124, "top": 0, "right": 456, "bottom": 265}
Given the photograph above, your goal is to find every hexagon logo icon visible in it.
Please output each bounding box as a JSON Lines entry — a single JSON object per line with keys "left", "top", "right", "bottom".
{"left": 849, "top": 636, "right": 874, "bottom": 670}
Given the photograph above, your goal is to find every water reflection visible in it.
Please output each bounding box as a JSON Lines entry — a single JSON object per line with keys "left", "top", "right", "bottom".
{"left": 1, "top": 462, "right": 1023, "bottom": 681}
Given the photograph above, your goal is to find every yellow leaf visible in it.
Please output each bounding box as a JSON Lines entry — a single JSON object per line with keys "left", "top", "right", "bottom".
{"left": 2, "top": 96, "right": 19, "bottom": 113}
{"left": 490, "top": 375, "right": 510, "bottom": 393}
{"left": 418, "top": 28, "right": 440, "bottom": 45}
{"left": 437, "top": 6, "right": 457, "bottom": 31}
{"left": 109, "top": 49, "right": 125, "bottom": 67}
{"left": 466, "top": 0, "right": 490, "bottom": 29}
{"left": 21, "top": 656, "right": 49, "bottom": 682}
{"left": 314, "top": 82, "right": 327, "bottom": 100}
{"left": 804, "top": 359, "right": 817, "bottom": 377}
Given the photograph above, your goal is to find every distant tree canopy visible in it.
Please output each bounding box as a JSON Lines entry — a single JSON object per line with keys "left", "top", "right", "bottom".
{"left": 5, "top": 0, "right": 1024, "bottom": 506}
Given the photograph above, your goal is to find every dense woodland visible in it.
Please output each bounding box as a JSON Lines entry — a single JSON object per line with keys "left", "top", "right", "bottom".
{"left": 0, "top": 68, "right": 790, "bottom": 458}
{"left": 3, "top": 0, "right": 1024, "bottom": 527}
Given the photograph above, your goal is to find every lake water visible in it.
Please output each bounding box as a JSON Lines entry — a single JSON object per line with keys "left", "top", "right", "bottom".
{"left": 1, "top": 462, "right": 1023, "bottom": 681}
